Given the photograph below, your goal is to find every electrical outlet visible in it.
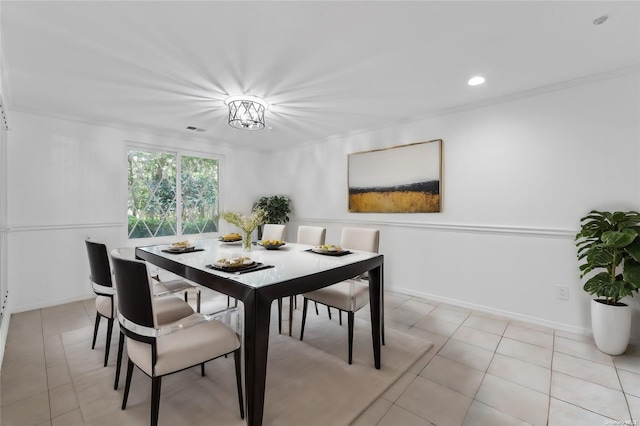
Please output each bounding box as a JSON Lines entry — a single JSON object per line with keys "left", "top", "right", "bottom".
{"left": 556, "top": 285, "right": 569, "bottom": 300}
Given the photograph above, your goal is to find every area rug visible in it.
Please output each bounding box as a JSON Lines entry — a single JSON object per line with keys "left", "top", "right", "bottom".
{"left": 62, "top": 311, "right": 432, "bottom": 425}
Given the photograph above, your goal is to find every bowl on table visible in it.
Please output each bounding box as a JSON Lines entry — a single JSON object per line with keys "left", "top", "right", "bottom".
{"left": 259, "top": 240, "right": 285, "bottom": 250}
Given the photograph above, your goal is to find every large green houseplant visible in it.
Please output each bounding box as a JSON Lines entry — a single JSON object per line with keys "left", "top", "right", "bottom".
{"left": 253, "top": 196, "right": 291, "bottom": 239}
{"left": 254, "top": 196, "right": 291, "bottom": 224}
{"left": 576, "top": 210, "right": 640, "bottom": 354}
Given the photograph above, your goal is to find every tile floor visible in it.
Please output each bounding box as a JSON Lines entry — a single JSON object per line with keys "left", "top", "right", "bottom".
{"left": 2, "top": 287, "right": 640, "bottom": 425}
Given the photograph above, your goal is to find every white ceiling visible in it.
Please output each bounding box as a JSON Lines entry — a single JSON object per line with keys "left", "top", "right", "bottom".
{"left": 2, "top": 1, "right": 639, "bottom": 152}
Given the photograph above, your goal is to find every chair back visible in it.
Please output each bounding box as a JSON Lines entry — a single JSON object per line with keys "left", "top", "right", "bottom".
{"left": 110, "top": 251, "right": 157, "bottom": 329}
{"left": 111, "top": 246, "right": 135, "bottom": 259}
{"left": 340, "top": 228, "right": 380, "bottom": 253}
{"left": 297, "top": 226, "right": 326, "bottom": 246}
{"left": 85, "top": 240, "right": 113, "bottom": 290}
{"left": 262, "top": 224, "right": 286, "bottom": 241}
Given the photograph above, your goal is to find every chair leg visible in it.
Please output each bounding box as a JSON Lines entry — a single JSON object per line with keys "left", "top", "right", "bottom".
{"left": 91, "top": 312, "right": 100, "bottom": 349}
{"left": 314, "top": 301, "right": 319, "bottom": 315}
{"left": 277, "top": 298, "right": 283, "bottom": 334}
{"left": 327, "top": 306, "right": 332, "bottom": 320}
{"left": 196, "top": 290, "right": 201, "bottom": 313}
{"left": 151, "top": 376, "right": 162, "bottom": 426}
{"left": 184, "top": 291, "right": 188, "bottom": 303}
{"left": 201, "top": 363, "right": 205, "bottom": 377}
{"left": 104, "top": 318, "right": 114, "bottom": 367}
{"left": 348, "top": 311, "right": 355, "bottom": 365}
{"left": 234, "top": 349, "right": 245, "bottom": 419}
{"left": 227, "top": 295, "right": 238, "bottom": 308}
{"left": 122, "top": 358, "right": 134, "bottom": 410}
{"left": 339, "top": 310, "right": 343, "bottom": 326}
{"left": 114, "top": 332, "right": 125, "bottom": 390}
{"left": 300, "top": 298, "right": 309, "bottom": 340}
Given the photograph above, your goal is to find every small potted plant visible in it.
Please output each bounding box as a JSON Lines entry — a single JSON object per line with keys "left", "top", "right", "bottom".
{"left": 253, "top": 196, "right": 291, "bottom": 239}
{"left": 576, "top": 210, "right": 640, "bottom": 355}
{"left": 220, "top": 208, "right": 266, "bottom": 251}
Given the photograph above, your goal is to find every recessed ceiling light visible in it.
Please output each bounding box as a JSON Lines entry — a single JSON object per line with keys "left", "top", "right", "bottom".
{"left": 468, "top": 76, "right": 485, "bottom": 86}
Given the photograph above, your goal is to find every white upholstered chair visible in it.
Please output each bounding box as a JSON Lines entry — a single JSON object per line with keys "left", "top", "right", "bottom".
{"left": 277, "top": 226, "right": 327, "bottom": 335}
{"left": 111, "top": 250, "right": 244, "bottom": 426}
{"left": 85, "top": 240, "right": 195, "bottom": 369}
{"left": 299, "top": 227, "right": 380, "bottom": 364}
{"left": 296, "top": 225, "right": 326, "bottom": 246}
{"left": 261, "top": 223, "right": 286, "bottom": 241}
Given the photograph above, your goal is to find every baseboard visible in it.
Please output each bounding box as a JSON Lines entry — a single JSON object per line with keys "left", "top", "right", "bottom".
{"left": 0, "top": 311, "right": 10, "bottom": 370}
{"left": 11, "top": 293, "right": 94, "bottom": 314}
{"left": 389, "top": 285, "right": 592, "bottom": 337}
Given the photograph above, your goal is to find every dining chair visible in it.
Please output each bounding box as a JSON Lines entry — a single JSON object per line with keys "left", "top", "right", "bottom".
{"left": 110, "top": 251, "right": 244, "bottom": 426}
{"left": 277, "top": 226, "right": 327, "bottom": 335}
{"left": 299, "top": 227, "right": 380, "bottom": 364}
{"left": 86, "top": 241, "right": 196, "bottom": 368}
{"left": 111, "top": 247, "right": 202, "bottom": 312}
{"left": 261, "top": 223, "right": 286, "bottom": 241}
{"left": 109, "top": 246, "right": 203, "bottom": 390}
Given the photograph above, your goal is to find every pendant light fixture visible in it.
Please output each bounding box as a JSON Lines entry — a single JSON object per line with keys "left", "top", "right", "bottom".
{"left": 224, "top": 95, "right": 268, "bottom": 130}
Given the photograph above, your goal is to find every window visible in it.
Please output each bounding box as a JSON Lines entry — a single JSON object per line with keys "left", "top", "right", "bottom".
{"left": 127, "top": 149, "right": 219, "bottom": 239}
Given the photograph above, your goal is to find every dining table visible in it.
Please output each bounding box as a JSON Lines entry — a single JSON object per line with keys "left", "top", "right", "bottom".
{"left": 135, "top": 238, "right": 384, "bottom": 426}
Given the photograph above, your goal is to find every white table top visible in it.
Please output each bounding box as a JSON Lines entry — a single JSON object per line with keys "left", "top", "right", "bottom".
{"left": 137, "top": 239, "right": 381, "bottom": 289}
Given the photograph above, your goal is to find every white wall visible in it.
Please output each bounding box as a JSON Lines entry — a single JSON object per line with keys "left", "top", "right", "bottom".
{"left": 6, "top": 112, "right": 267, "bottom": 312}
{"left": 5, "top": 72, "right": 640, "bottom": 339}
{"left": 270, "top": 73, "right": 640, "bottom": 336}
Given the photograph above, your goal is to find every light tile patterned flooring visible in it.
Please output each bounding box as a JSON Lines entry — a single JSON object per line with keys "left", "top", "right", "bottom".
{"left": 2, "top": 288, "right": 640, "bottom": 425}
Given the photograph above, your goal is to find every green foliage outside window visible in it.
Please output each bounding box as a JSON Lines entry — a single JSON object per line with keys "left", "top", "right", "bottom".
{"left": 127, "top": 150, "right": 219, "bottom": 239}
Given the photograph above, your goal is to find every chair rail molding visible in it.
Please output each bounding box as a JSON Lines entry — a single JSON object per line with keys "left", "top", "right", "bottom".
{"left": 293, "top": 217, "right": 576, "bottom": 239}
{"left": 7, "top": 222, "right": 124, "bottom": 233}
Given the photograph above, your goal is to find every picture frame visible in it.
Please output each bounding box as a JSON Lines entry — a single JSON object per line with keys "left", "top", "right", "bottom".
{"left": 348, "top": 139, "right": 442, "bottom": 213}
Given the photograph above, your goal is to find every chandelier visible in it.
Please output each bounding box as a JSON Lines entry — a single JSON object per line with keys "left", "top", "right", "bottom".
{"left": 224, "top": 95, "right": 268, "bottom": 130}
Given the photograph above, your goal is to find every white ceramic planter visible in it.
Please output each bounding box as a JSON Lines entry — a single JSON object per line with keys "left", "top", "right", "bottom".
{"left": 591, "top": 299, "right": 631, "bottom": 355}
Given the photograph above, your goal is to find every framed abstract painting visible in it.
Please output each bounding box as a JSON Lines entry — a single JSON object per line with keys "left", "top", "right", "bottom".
{"left": 348, "top": 139, "right": 442, "bottom": 213}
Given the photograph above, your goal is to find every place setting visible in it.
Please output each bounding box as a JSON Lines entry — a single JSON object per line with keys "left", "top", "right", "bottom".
{"left": 161, "top": 241, "right": 205, "bottom": 254}
{"left": 306, "top": 244, "right": 352, "bottom": 256}
{"left": 206, "top": 255, "right": 274, "bottom": 275}
{"left": 218, "top": 233, "right": 243, "bottom": 245}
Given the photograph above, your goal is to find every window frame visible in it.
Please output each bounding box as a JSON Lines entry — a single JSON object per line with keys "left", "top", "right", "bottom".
{"left": 125, "top": 142, "right": 223, "bottom": 244}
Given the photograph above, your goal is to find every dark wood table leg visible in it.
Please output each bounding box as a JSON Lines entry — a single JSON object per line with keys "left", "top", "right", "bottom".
{"left": 243, "top": 291, "right": 272, "bottom": 426}
{"left": 288, "top": 296, "right": 294, "bottom": 336}
{"left": 368, "top": 264, "right": 382, "bottom": 369}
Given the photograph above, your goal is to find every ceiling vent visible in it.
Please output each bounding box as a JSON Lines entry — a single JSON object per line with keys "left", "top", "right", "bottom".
{"left": 186, "top": 126, "right": 206, "bottom": 132}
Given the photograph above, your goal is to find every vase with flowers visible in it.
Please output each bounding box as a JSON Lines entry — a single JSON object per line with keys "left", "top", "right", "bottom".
{"left": 220, "top": 208, "right": 267, "bottom": 251}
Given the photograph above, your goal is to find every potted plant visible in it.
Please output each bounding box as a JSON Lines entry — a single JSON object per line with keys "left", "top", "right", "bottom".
{"left": 576, "top": 210, "right": 640, "bottom": 355}
{"left": 253, "top": 196, "right": 291, "bottom": 239}
{"left": 220, "top": 208, "right": 266, "bottom": 251}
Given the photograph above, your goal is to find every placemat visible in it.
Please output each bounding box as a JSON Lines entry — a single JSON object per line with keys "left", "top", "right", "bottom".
{"left": 161, "top": 247, "right": 205, "bottom": 254}
{"left": 206, "top": 262, "right": 274, "bottom": 274}
{"left": 304, "top": 248, "right": 352, "bottom": 257}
